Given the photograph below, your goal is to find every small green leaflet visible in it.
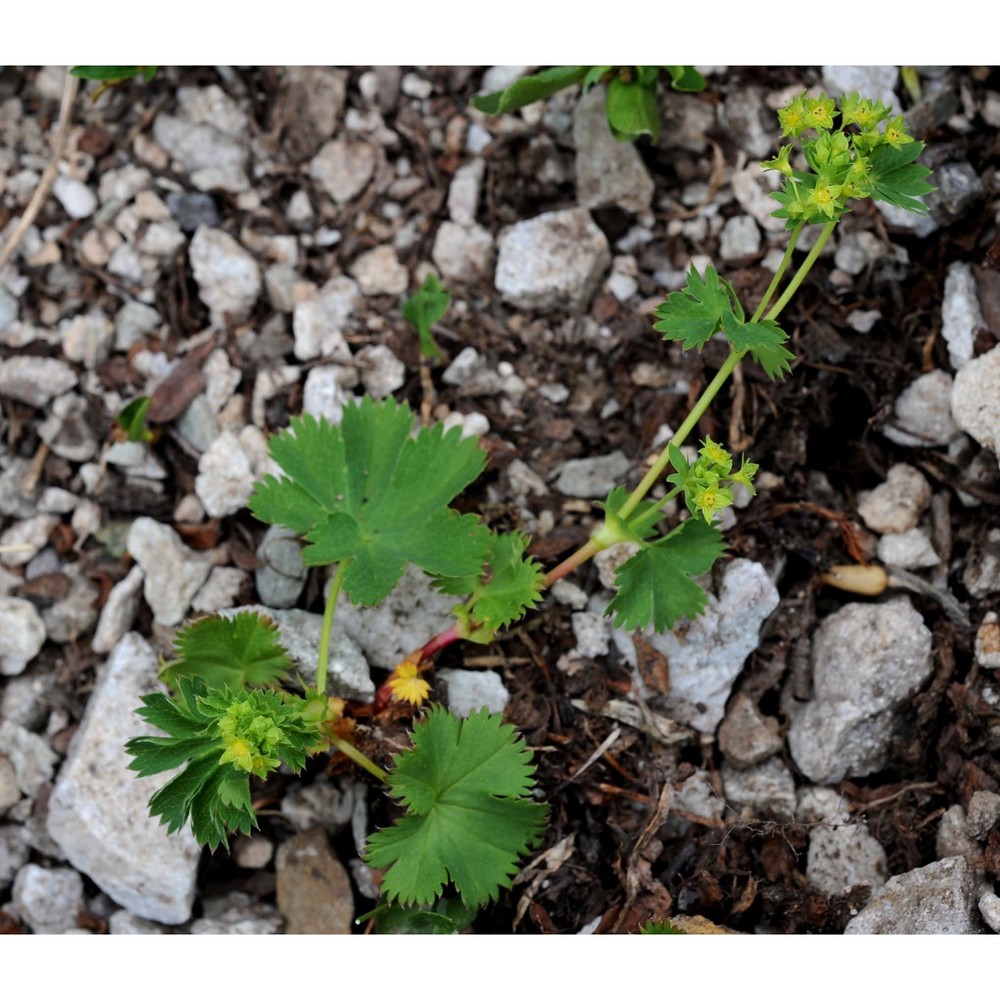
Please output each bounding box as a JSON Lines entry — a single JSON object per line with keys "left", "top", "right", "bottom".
{"left": 471, "top": 66, "right": 587, "bottom": 115}
{"left": 605, "top": 516, "right": 726, "bottom": 633}
{"left": 606, "top": 74, "right": 660, "bottom": 143}
{"left": 640, "top": 918, "right": 688, "bottom": 934}
{"left": 159, "top": 611, "right": 291, "bottom": 689}
{"left": 869, "top": 141, "right": 935, "bottom": 214}
{"left": 248, "top": 398, "right": 491, "bottom": 606}
{"left": 115, "top": 396, "right": 153, "bottom": 443}
{"left": 366, "top": 707, "right": 548, "bottom": 908}
{"left": 433, "top": 531, "right": 545, "bottom": 637}
{"left": 664, "top": 66, "right": 706, "bottom": 93}
{"left": 654, "top": 265, "right": 794, "bottom": 380}
{"left": 366, "top": 896, "right": 478, "bottom": 935}
{"left": 581, "top": 66, "right": 612, "bottom": 92}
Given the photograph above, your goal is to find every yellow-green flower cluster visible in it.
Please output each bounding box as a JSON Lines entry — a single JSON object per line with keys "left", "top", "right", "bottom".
{"left": 214, "top": 692, "right": 310, "bottom": 779}
{"left": 668, "top": 437, "right": 759, "bottom": 524}
{"left": 762, "top": 91, "right": 920, "bottom": 228}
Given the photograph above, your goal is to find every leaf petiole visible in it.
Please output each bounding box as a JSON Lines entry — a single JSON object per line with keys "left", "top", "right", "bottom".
{"left": 317, "top": 561, "right": 348, "bottom": 696}
{"left": 329, "top": 734, "right": 388, "bottom": 783}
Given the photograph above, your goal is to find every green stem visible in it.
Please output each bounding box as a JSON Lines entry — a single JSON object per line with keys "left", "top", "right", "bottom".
{"left": 765, "top": 220, "right": 837, "bottom": 322}
{"left": 317, "top": 561, "right": 347, "bottom": 696}
{"left": 751, "top": 221, "right": 803, "bottom": 322}
{"left": 617, "top": 347, "right": 743, "bottom": 521}
{"left": 329, "top": 734, "right": 388, "bottom": 783}
{"left": 626, "top": 486, "right": 684, "bottom": 538}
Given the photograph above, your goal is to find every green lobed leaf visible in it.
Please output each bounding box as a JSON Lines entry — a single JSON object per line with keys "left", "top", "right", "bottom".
{"left": 869, "top": 141, "right": 935, "bottom": 214}
{"left": 653, "top": 264, "right": 731, "bottom": 350}
{"left": 720, "top": 313, "right": 795, "bottom": 380}
{"left": 433, "top": 531, "right": 545, "bottom": 635}
{"left": 606, "top": 75, "right": 660, "bottom": 143}
{"left": 159, "top": 611, "right": 292, "bottom": 689}
{"left": 366, "top": 707, "right": 548, "bottom": 908}
{"left": 605, "top": 517, "right": 726, "bottom": 633}
{"left": 471, "top": 66, "right": 587, "bottom": 115}
{"left": 402, "top": 273, "right": 451, "bottom": 360}
{"left": 249, "top": 398, "right": 491, "bottom": 606}
{"left": 366, "top": 894, "right": 478, "bottom": 935}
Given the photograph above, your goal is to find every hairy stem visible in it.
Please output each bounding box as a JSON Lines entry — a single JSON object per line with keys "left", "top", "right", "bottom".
{"left": 329, "top": 735, "right": 388, "bottom": 783}
{"left": 317, "top": 561, "right": 347, "bottom": 696}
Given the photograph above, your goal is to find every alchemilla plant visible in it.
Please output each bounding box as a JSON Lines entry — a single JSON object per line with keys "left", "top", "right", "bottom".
{"left": 126, "top": 90, "right": 933, "bottom": 930}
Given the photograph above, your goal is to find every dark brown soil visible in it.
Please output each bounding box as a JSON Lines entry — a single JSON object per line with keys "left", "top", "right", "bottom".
{"left": 4, "top": 65, "right": 1000, "bottom": 935}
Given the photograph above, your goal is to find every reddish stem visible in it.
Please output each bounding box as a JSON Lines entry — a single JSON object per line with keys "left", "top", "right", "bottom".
{"left": 542, "top": 539, "right": 601, "bottom": 589}
{"left": 419, "top": 624, "right": 464, "bottom": 661}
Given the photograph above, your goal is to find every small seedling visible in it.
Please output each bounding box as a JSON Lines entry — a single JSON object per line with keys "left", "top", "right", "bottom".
{"left": 126, "top": 90, "right": 933, "bottom": 930}
{"left": 473, "top": 65, "right": 706, "bottom": 142}
{"left": 115, "top": 396, "right": 155, "bottom": 443}
{"left": 403, "top": 272, "right": 451, "bottom": 360}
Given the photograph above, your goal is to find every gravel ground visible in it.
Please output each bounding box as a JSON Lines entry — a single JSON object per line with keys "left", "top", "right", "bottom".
{"left": 1, "top": 64, "right": 1000, "bottom": 936}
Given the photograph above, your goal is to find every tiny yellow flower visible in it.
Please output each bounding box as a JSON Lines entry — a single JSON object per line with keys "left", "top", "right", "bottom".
{"left": 777, "top": 95, "right": 809, "bottom": 137}
{"left": 727, "top": 456, "right": 759, "bottom": 495}
{"left": 804, "top": 94, "right": 835, "bottom": 131}
{"left": 807, "top": 178, "right": 843, "bottom": 218}
{"left": 698, "top": 436, "right": 732, "bottom": 472}
{"left": 761, "top": 144, "right": 794, "bottom": 177}
{"left": 388, "top": 658, "right": 431, "bottom": 706}
{"left": 219, "top": 736, "right": 254, "bottom": 772}
{"left": 692, "top": 481, "right": 733, "bottom": 522}
{"left": 882, "top": 115, "right": 914, "bottom": 150}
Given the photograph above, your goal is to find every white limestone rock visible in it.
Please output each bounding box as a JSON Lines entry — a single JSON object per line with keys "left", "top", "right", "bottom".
{"left": 787, "top": 598, "right": 933, "bottom": 784}
{"left": 844, "top": 856, "right": 983, "bottom": 934}
{"left": 438, "top": 668, "right": 510, "bottom": 718}
{"left": 46, "top": 633, "right": 201, "bottom": 924}
{"left": 310, "top": 139, "right": 377, "bottom": 204}
{"left": 573, "top": 85, "right": 654, "bottom": 214}
{"left": 884, "top": 370, "right": 960, "bottom": 447}
{"left": 495, "top": 208, "right": 610, "bottom": 313}
{"left": 292, "top": 276, "right": 358, "bottom": 362}
{"left": 0, "top": 597, "right": 46, "bottom": 676}
{"left": 952, "top": 343, "right": 1000, "bottom": 458}
{"left": 856, "top": 463, "right": 932, "bottom": 534}
{"left": 612, "top": 559, "right": 780, "bottom": 733}
{"left": 125, "top": 517, "right": 213, "bottom": 626}
{"left": 942, "top": 261, "right": 984, "bottom": 372}
{"left": 188, "top": 226, "right": 261, "bottom": 327}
